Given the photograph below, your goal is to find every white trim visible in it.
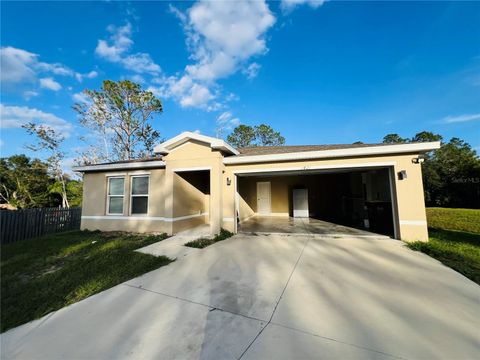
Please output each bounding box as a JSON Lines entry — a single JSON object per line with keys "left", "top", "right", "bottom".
{"left": 256, "top": 212, "right": 289, "bottom": 217}
{"left": 154, "top": 131, "right": 239, "bottom": 155}
{"left": 106, "top": 176, "right": 125, "bottom": 215}
{"left": 82, "top": 212, "right": 209, "bottom": 222}
{"left": 399, "top": 220, "right": 427, "bottom": 226}
{"left": 224, "top": 142, "right": 440, "bottom": 165}
{"left": 239, "top": 213, "right": 256, "bottom": 224}
{"left": 130, "top": 175, "right": 150, "bottom": 216}
{"left": 388, "top": 167, "right": 400, "bottom": 239}
{"left": 223, "top": 217, "right": 235, "bottom": 222}
{"left": 172, "top": 166, "right": 212, "bottom": 173}
{"left": 74, "top": 161, "right": 165, "bottom": 172}
{"left": 231, "top": 162, "right": 397, "bottom": 175}
{"left": 166, "top": 212, "right": 209, "bottom": 222}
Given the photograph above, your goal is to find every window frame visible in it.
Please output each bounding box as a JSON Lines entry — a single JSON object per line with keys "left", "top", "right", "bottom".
{"left": 106, "top": 176, "right": 126, "bottom": 215}
{"left": 130, "top": 175, "right": 150, "bottom": 216}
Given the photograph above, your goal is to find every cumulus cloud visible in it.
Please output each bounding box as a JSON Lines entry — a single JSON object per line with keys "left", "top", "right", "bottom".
{"left": 442, "top": 113, "right": 480, "bottom": 124}
{"left": 157, "top": 1, "right": 275, "bottom": 109}
{"left": 95, "top": 22, "right": 161, "bottom": 75}
{"left": 39, "top": 77, "right": 62, "bottom": 91}
{"left": 0, "top": 46, "right": 97, "bottom": 92}
{"left": 281, "top": 0, "right": 327, "bottom": 12}
{"left": 0, "top": 47, "right": 37, "bottom": 84}
{"left": 0, "top": 104, "right": 73, "bottom": 137}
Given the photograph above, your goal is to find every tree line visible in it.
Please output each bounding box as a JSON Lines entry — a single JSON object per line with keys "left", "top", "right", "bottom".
{"left": 382, "top": 131, "right": 480, "bottom": 209}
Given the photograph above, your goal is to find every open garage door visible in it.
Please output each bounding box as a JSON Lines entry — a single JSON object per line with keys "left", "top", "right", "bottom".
{"left": 235, "top": 167, "right": 397, "bottom": 238}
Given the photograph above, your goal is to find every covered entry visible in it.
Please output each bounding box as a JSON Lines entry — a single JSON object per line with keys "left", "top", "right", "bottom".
{"left": 236, "top": 167, "right": 397, "bottom": 238}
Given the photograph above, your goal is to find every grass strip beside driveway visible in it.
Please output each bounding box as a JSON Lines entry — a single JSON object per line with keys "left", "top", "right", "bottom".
{"left": 184, "top": 228, "right": 233, "bottom": 249}
{"left": 1, "top": 230, "right": 172, "bottom": 333}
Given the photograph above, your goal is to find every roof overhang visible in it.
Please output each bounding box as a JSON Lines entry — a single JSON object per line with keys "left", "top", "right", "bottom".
{"left": 153, "top": 131, "right": 239, "bottom": 156}
{"left": 223, "top": 142, "right": 441, "bottom": 165}
{"left": 73, "top": 160, "right": 166, "bottom": 173}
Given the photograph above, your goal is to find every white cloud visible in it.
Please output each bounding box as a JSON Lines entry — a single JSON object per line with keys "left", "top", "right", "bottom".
{"left": 130, "top": 74, "right": 145, "bottom": 84}
{"left": 161, "top": 1, "right": 275, "bottom": 109}
{"left": 242, "top": 62, "right": 261, "bottom": 80}
{"left": 442, "top": 113, "right": 480, "bottom": 123}
{"left": 216, "top": 111, "right": 240, "bottom": 130}
{"left": 0, "top": 46, "right": 96, "bottom": 92}
{"left": 281, "top": 0, "right": 327, "bottom": 12}
{"left": 23, "top": 90, "right": 39, "bottom": 100}
{"left": 0, "top": 47, "right": 37, "bottom": 83}
{"left": 72, "top": 91, "right": 89, "bottom": 103}
{"left": 39, "top": 77, "right": 62, "bottom": 91}
{"left": 0, "top": 104, "right": 73, "bottom": 137}
{"left": 95, "top": 23, "right": 161, "bottom": 75}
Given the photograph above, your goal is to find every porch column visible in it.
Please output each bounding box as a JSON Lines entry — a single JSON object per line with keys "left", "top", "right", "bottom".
{"left": 164, "top": 168, "right": 174, "bottom": 235}
{"left": 209, "top": 159, "right": 223, "bottom": 235}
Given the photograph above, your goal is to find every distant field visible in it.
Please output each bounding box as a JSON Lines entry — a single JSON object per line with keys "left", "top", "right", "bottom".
{"left": 407, "top": 207, "right": 480, "bottom": 285}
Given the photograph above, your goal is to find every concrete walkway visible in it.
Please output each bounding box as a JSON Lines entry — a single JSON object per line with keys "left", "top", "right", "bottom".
{"left": 135, "top": 224, "right": 211, "bottom": 259}
{"left": 2, "top": 232, "right": 479, "bottom": 359}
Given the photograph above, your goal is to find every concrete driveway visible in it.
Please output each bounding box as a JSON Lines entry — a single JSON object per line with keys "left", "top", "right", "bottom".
{"left": 2, "top": 233, "right": 479, "bottom": 359}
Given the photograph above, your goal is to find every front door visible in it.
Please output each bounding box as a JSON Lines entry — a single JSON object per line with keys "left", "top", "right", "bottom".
{"left": 257, "top": 182, "right": 271, "bottom": 215}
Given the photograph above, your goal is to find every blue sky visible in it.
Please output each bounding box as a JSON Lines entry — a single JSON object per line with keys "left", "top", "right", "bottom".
{"left": 1, "top": 0, "right": 479, "bottom": 169}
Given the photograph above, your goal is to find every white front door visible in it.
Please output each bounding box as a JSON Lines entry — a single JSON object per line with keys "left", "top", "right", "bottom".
{"left": 257, "top": 182, "right": 271, "bottom": 215}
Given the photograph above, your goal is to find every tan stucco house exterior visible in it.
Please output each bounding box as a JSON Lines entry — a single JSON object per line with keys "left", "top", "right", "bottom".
{"left": 74, "top": 131, "right": 440, "bottom": 242}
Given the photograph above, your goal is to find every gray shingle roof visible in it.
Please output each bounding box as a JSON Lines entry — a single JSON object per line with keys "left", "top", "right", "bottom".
{"left": 235, "top": 143, "right": 399, "bottom": 157}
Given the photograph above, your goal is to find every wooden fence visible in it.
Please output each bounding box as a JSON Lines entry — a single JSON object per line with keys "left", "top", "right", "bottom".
{"left": 0, "top": 207, "right": 82, "bottom": 244}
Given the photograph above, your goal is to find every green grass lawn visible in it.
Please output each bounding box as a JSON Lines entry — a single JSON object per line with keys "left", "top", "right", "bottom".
{"left": 1, "top": 230, "right": 172, "bottom": 333}
{"left": 426, "top": 207, "right": 480, "bottom": 234}
{"left": 407, "top": 208, "right": 480, "bottom": 285}
{"left": 184, "top": 228, "right": 233, "bottom": 248}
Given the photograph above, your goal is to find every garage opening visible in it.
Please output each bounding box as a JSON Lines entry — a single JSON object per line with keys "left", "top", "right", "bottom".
{"left": 236, "top": 167, "right": 396, "bottom": 238}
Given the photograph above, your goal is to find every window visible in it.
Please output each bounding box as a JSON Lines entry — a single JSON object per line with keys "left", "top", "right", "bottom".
{"left": 107, "top": 177, "right": 125, "bottom": 215}
{"left": 131, "top": 176, "right": 149, "bottom": 214}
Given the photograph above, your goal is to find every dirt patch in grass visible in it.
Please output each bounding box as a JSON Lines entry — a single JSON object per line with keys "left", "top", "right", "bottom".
{"left": 184, "top": 228, "right": 233, "bottom": 249}
{"left": 1, "top": 230, "right": 172, "bottom": 333}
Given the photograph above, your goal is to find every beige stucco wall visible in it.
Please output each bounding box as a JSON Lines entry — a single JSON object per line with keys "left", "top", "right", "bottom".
{"left": 81, "top": 168, "right": 168, "bottom": 233}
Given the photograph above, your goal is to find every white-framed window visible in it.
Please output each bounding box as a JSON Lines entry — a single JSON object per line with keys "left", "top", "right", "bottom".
{"left": 107, "top": 176, "right": 125, "bottom": 215}
{"left": 130, "top": 175, "right": 149, "bottom": 215}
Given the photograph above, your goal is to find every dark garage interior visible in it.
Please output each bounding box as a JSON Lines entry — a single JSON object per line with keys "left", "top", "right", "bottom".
{"left": 237, "top": 168, "right": 396, "bottom": 237}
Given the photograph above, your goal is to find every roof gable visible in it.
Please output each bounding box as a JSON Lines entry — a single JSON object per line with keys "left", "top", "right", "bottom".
{"left": 153, "top": 131, "right": 239, "bottom": 156}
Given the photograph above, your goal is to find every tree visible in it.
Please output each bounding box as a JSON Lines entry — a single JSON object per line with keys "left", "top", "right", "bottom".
{"left": 412, "top": 131, "right": 443, "bottom": 143}
{"left": 383, "top": 134, "right": 408, "bottom": 144}
{"left": 254, "top": 124, "right": 286, "bottom": 146}
{"left": 226, "top": 124, "right": 285, "bottom": 148}
{"left": 382, "top": 130, "right": 480, "bottom": 208}
{"left": 424, "top": 138, "right": 480, "bottom": 208}
{"left": 226, "top": 125, "right": 256, "bottom": 148}
{"left": 73, "top": 80, "right": 162, "bottom": 163}
{"left": 22, "top": 123, "right": 70, "bottom": 208}
{"left": 0, "top": 155, "right": 54, "bottom": 208}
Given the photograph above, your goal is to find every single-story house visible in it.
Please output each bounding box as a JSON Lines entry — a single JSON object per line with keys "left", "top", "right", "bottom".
{"left": 74, "top": 131, "right": 440, "bottom": 242}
